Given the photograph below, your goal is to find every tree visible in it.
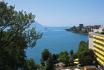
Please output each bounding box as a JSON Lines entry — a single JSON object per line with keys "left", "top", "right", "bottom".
{"left": 69, "top": 50, "right": 74, "bottom": 66}
{"left": 70, "top": 50, "right": 74, "bottom": 56}
{"left": 77, "top": 41, "right": 88, "bottom": 55}
{"left": 41, "top": 49, "right": 50, "bottom": 61}
{"left": 26, "top": 58, "right": 37, "bottom": 70}
{"left": 77, "top": 41, "right": 97, "bottom": 66}
{"left": 58, "top": 51, "right": 70, "bottom": 66}
{"left": 41, "top": 49, "right": 55, "bottom": 70}
{"left": 46, "top": 54, "right": 55, "bottom": 70}
{"left": 78, "top": 49, "right": 95, "bottom": 66}
{"left": 0, "top": 1, "right": 40, "bottom": 70}
{"left": 52, "top": 54, "right": 58, "bottom": 64}
{"left": 101, "top": 31, "right": 104, "bottom": 34}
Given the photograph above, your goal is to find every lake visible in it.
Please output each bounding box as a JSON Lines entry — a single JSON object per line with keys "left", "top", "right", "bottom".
{"left": 26, "top": 27, "right": 88, "bottom": 64}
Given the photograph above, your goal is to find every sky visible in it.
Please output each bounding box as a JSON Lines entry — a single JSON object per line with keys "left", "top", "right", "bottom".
{"left": 5, "top": 0, "right": 104, "bottom": 27}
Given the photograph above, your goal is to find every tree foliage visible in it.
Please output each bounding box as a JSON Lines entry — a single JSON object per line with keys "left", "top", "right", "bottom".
{"left": 58, "top": 51, "right": 70, "bottom": 66}
{"left": 0, "top": 1, "right": 40, "bottom": 70}
{"left": 41, "top": 49, "right": 55, "bottom": 70}
{"left": 78, "top": 41, "right": 88, "bottom": 54}
{"left": 78, "top": 49, "right": 95, "bottom": 66}
{"left": 77, "top": 41, "right": 96, "bottom": 66}
{"left": 46, "top": 54, "right": 55, "bottom": 70}
{"left": 26, "top": 58, "right": 37, "bottom": 70}
{"left": 41, "top": 49, "right": 50, "bottom": 61}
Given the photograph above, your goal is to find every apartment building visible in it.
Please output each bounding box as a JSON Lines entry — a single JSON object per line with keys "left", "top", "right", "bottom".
{"left": 89, "top": 32, "right": 104, "bottom": 68}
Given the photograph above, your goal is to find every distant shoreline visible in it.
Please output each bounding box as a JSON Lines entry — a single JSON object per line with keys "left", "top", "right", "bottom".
{"left": 65, "top": 29, "right": 88, "bottom": 35}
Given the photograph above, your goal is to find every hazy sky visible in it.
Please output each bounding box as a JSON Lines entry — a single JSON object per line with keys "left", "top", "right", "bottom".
{"left": 5, "top": 0, "right": 104, "bottom": 27}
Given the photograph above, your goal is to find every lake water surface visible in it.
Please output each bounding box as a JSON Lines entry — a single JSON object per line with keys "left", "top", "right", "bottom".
{"left": 26, "top": 27, "right": 88, "bottom": 64}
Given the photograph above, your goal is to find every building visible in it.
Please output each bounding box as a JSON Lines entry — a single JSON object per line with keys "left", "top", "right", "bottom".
{"left": 89, "top": 32, "right": 104, "bottom": 69}
{"left": 55, "top": 62, "right": 65, "bottom": 67}
{"left": 82, "top": 25, "right": 102, "bottom": 33}
{"left": 84, "top": 66, "right": 96, "bottom": 70}
{"left": 93, "top": 25, "right": 104, "bottom": 33}
{"left": 74, "top": 59, "right": 79, "bottom": 65}
{"left": 79, "top": 24, "right": 84, "bottom": 29}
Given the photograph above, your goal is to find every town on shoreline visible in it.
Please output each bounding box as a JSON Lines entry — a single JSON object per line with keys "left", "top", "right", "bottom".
{"left": 0, "top": 0, "right": 104, "bottom": 70}
{"left": 66, "top": 24, "right": 104, "bottom": 35}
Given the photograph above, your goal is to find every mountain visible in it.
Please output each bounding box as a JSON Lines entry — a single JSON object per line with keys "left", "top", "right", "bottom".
{"left": 30, "top": 22, "right": 45, "bottom": 32}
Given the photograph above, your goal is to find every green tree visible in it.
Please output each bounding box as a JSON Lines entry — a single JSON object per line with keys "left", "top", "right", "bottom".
{"left": 101, "top": 31, "right": 104, "bottom": 34}
{"left": 78, "top": 49, "right": 95, "bottom": 66}
{"left": 41, "top": 49, "right": 50, "bottom": 61}
{"left": 0, "top": 1, "right": 40, "bottom": 70}
{"left": 41, "top": 49, "right": 55, "bottom": 70}
{"left": 70, "top": 50, "right": 74, "bottom": 56}
{"left": 58, "top": 51, "right": 70, "bottom": 66}
{"left": 52, "top": 54, "right": 58, "bottom": 64}
{"left": 26, "top": 58, "right": 37, "bottom": 70}
{"left": 78, "top": 41, "right": 88, "bottom": 54}
{"left": 69, "top": 50, "right": 74, "bottom": 66}
{"left": 46, "top": 54, "right": 55, "bottom": 70}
